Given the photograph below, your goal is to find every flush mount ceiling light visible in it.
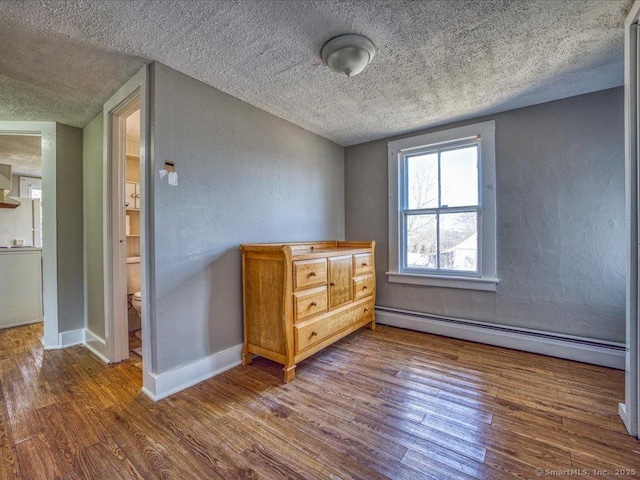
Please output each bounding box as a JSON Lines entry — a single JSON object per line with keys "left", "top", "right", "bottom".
{"left": 321, "top": 34, "right": 376, "bottom": 77}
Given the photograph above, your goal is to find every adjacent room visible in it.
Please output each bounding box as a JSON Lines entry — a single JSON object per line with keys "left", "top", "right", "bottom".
{"left": 0, "top": 134, "right": 43, "bottom": 330}
{"left": 0, "top": 0, "right": 638, "bottom": 478}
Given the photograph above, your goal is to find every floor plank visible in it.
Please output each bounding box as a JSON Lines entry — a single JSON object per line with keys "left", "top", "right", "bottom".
{"left": 1, "top": 322, "right": 638, "bottom": 479}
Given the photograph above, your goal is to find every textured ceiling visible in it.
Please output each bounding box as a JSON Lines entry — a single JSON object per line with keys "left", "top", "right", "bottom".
{"left": 0, "top": 0, "right": 632, "bottom": 146}
{"left": 0, "top": 135, "right": 41, "bottom": 177}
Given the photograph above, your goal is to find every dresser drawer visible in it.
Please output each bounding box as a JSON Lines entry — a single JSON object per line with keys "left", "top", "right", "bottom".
{"left": 353, "top": 274, "right": 374, "bottom": 300}
{"left": 293, "top": 259, "right": 327, "bottom": 290}
{"left": 294, "top": 286, "right": 327, "bottom": 321}
{"left": 353, "top": 253, "right": 373, "bottom": 276}
{"left": 295, "top": 300, "right": 374, "bottom": 352}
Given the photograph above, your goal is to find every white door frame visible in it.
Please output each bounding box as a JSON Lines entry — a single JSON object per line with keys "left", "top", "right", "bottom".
{"left": 622, "top": 0, "right": 640, "bottom": 437}
{"left": 103, "top": 66, "right": 151, "bottom": 386}
{"left": 0, "top": 121, "right": 58, "bottom": 347}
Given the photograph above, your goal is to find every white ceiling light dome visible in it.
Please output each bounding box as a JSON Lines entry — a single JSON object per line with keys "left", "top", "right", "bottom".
{"left": 321, "top": 34, "right": 376, "bottom": 77}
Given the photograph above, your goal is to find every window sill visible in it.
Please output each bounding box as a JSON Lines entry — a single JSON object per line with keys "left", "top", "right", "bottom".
{"left": 386, "top": 272, "right": 499, "bottom": 291}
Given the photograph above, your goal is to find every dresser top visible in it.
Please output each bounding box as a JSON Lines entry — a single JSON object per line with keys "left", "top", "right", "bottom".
{"left": 240, "top": 240, "right": 375, "bottom": 259}
{"left": 288, "top": 246, "right": 372, "bottom": 259}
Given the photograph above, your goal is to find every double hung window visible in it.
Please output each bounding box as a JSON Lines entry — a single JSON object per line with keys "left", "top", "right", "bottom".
{"left": 387, "top": 121, "right": 498, "bottom": 291}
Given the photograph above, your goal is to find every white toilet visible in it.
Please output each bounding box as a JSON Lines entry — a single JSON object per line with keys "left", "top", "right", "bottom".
{"left": 126, "top": 256, "right": 142, "bottom": 316}
{"left": 132, "top": 290, "right": 142, "bottom": 315}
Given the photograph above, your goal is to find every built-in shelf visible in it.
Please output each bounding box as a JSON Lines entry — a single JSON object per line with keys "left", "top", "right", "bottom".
{"left": 125, "top": 182, "right": 140, "bottom": 210}
{"left": 126, "top": 141, "right": 141, "bottom": 258}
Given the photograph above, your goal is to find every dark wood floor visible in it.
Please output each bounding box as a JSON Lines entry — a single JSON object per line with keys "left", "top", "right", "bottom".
{"left": 1, "top": 323, "right": 639, "bottom": 479}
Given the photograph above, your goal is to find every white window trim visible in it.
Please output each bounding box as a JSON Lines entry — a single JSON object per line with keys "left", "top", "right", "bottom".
{"left": 387, "top": 120, "right": 498, "bottom": 291}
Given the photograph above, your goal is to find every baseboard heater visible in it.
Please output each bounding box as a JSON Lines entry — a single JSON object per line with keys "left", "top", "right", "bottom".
{"left": 374, "top": 306, "right": 625, "bottom": 370}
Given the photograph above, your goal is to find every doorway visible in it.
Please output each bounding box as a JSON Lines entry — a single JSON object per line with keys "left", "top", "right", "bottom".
{"left": 622, "top": 0, "right": 640, "bottom": 437}
{"left": 124, "top": 109, "right": 143, "bottom": 362}
{"left": 0, "top": 133, "right": 43, "bottom": 331}
{"left": 0, "top": 122, "right": 58, "bottom": 347}
{"left": 103, "top": 66, "right": 153, "bottom": 394}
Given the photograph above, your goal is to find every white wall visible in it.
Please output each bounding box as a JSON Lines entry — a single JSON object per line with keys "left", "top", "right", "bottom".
{"left": 0, "top": 202, "right": 34, "bottom": 247}
{"left": 345, "top": 87, "right": 625, "bottom": 342}
{"left": 0, "top": 174, "right": 38, "bottom": 247}
{"left": 150, "top": 63, "right": 345, "bottom": 374}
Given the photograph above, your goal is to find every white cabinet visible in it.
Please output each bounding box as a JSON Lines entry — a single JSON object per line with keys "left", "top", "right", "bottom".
{"left": 125, "top": 182, "right": 140, "bottom": 210}
{"left": 0, "top": 249, "right": 43, "bottom": 328}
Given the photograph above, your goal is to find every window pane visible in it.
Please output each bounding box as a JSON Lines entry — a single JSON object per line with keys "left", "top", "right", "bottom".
{"left": 406, "top": 152, "right": 438, "bottom": 209}
{"left": 440, "top": 145, "right": 478, "bottom": 208}
{"left": 439, "top": 212, "right": 477, "bottom": 272}
{"left": 405, "top": 213, "right": 437, "bottom": 268}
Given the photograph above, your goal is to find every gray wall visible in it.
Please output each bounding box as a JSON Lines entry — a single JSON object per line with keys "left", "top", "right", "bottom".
{"left": 8, "top": 174, "right": 18, "bottom": 196}
{"left": 82, "top": 113, "right": 105, "bottom": 338}
{"left": 56, "top": 123, "right": 85, "bottom": 332}
{"left": 345, "top": 87, "right": 625, "bottom": 343}
{"left": 151, "top": 63, "right": 345, "bottom": 373}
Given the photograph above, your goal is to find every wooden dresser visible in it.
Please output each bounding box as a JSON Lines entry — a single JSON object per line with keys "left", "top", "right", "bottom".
{"left": 240, "top": 241, "right": 376, "bottom": 382}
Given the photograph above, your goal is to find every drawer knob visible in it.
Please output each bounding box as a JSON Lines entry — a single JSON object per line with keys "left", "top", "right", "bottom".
{"left": 362, "top": 263, "right": 368, "bottom": 266}
{"left": 311, "top": 331, "right": 318, "bottom": 337}
{"left": 308, "top": 271, "right": 317, "bottom": 277}
{"left": 362, "top": 285, "right": 368, "bottom": 290}
{"left": 364, "top": 308, "right": 369, "bottom": 312}
{"left": 310, "top": 302, "right": 317, "bottom": 307}
{"left": 330, "top": 282, "right": 336, "bottom": 286}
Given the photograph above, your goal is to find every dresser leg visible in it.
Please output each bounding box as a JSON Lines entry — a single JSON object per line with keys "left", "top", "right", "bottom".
{"left": 242, "top": 349, "right": 253, "bottom": 365}
{"left": 369, "top": 320, "right": 376, "bottom": 330}
{"left": 283, "top": 364, "right": 296, "bottom": 383}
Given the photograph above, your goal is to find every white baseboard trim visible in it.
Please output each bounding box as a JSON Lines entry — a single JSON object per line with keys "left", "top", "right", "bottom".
{"left": 0, "top": 319, "right": 42, "bottom": 330}
{"left": 143, "top": 343, "right": 243, "bottom": 401}
{"left": 619, "top": 402, "right": 632, "bottom": 434}
{"left": 376, "top": 306, "right": 625, "bottom": 370}
{"left": 83, "top": 329, "right": 109, "bottom": 363}
{"left": 60, "top": 328, "right": 84, "bottom": 347}
{"left": 44, "top": 328, "right": 85, "bottom": 350}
